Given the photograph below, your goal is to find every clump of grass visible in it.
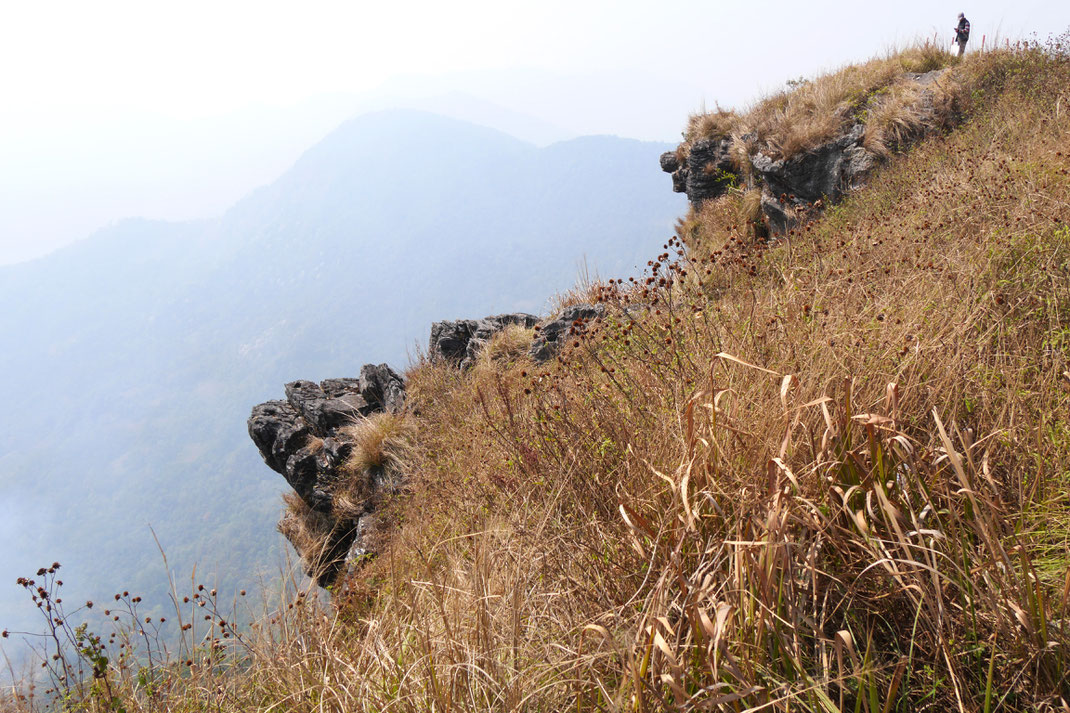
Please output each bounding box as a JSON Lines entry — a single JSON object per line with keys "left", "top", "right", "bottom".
{"left": 277, "top": 491, "right": 337, "bottom": 570}
{"left": 862, "top": 70, "right": 966, "bottom": 155}
{"left": 339, "top": 412, "right": 411, "bottom": 476}
{"left": 473, "top": 324, "right": 534, "bottom": 372}
{"left": 329, "top": 412, "right": 412, "bottom": 520}
{"left": 682, "top": 107, "right": 739, "bottom": 153}
{"left": 737, "top": 187, "right": 764, "bottom": 234}
{"left": 729, "top": 130, "right": 757, "bottom": 177}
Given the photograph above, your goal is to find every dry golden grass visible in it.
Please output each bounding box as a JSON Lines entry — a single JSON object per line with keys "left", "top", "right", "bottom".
{"left": 5, "top": 38, "right": 1069, "bottom": 713}
{"left": 474, "top": 324, "right": 535, "bottom": 369}
{"left": 737, "top": 187, "right": 764, "bottom": 235}
{"left": 685, "top": 107, "right": 738, "bottom": 143}
{"left": 861, "top": 70, "right": 965, "bottom": 156}
{"left": 547, "top": 259, "right": 607, "bottom": 313}
{"left": 684, "top": 41, "right": 966, "bottom": 161}
{"left": 327, "top": 412, "right": 412, "bottom": 520}
{"left": 277, "top": 491, "right": 336, "bottom": 572}
{"left": 352, "top": 41, "right": 1068, "bottom": 711}
{"left": 728, "top": 130, "right": 756, "bottom": 177}
{"left": 338, "top": 412, "right": 411, "bottom": 476}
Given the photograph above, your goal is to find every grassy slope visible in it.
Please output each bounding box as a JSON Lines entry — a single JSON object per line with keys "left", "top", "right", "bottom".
{"left": 682, "top": 41, "right": 986, "bottom": 164}
{"left": 5, "top": 40, "right": 1070, "bottom": 712}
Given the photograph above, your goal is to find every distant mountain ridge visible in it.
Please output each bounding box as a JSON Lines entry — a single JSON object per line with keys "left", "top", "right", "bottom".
{"left": 0, "top": 109, "right": 685, "bottom": 643}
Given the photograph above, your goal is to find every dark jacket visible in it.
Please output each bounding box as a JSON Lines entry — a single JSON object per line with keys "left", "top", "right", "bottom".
{"left": 956, "top": 17, "right": 971, "bottom": 42}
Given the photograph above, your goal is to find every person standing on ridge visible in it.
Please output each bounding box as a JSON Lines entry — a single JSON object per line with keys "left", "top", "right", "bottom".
{"left": 954, "top": 13, "right": 971, "bottom": 56}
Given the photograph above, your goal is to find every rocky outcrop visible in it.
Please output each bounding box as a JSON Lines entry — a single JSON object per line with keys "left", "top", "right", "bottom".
{"left": 662, "top": 69, "right": 950, "bottom": 233}
{"left": 530, "top": 304, "right": 605, "bottom": 363}
{"left": 659, "top": 136, "right": 738, "bottom": 206}
{"left": 430, "top": 313, "right": 539, "bottom": 368}
{"left": 252, "top": 304, "right": 607, "bottom": 587}
{"left": 430, "top": 306, "right": 605, "bottom": 367}
{"left": 282, "top": 380, "right": 368, "bottom": 434}
{"left": 247, "top": 366, "right": 406, "bottom": 587}
{"left": 751, "top": 124, "right": 875, "bottom": 233}
{"left": 429, "top": 319, "right": 478, "bottom": 363}
{"left": 358, "top": 363, "right": 406, "bottom": 414}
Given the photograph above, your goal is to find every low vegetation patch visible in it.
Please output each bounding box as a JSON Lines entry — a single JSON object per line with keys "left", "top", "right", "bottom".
{"left": 338, "top": 411, "right": 412, "bottom": 477}
{"left": 683, "top": 41, "right": 998, "bottom": 161}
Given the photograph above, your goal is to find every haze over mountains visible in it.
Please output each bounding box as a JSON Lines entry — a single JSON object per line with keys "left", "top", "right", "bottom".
{"left": 1, "top": 70, "right": 704, "bottom": 266}
{"left": 0, "top": 108, "right": 685, "bottom": 644}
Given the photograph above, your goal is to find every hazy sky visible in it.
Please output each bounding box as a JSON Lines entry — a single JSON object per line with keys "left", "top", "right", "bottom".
{"left": 1, "top": 0, "right": 1066, "bottom": 264}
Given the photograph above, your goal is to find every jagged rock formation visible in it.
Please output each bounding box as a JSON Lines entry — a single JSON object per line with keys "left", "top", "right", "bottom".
{"left": 752, "top": 124, "right": 876, "bottom": 233}
{"left": 430, "top": 313, "right": 539, "bottom": 368}
{"left": 659, "top": 137, "right": 738, "bottom": 206}
{"left": 662, "top": 69, "right": 949, "bottom": 233}
{"left": 356, "top": 363, "right": 406, "bottom": 414}
{"left": 430, "top": 305, "right": 605, "bottom": 366}
{"left": 247, "top": 364, "right": 405, "bottom": 587}
{"left": 529, "top": 304, "right": 605, "bottom": 362}
{"left": 250, "top": 304, "right": 608, "bottom": 589}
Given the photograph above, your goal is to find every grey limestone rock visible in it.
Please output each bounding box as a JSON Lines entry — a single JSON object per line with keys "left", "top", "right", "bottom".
{"left": 359, "top": 363, "right": 406, "bottom": 413}
{"left": 320, "top": 377, "right": 363, "bottom": 396}
{"left": 663, "top": 69, "right": 954, "bottom": 234}
{"left": 284, "top": 379, "right": 372, "bottom": 433}
{"left": 759, "top": 194, "right": 798, "bottom": 236}
{"left": 908, "top": 68, "right": 947, "bottom": 86}
{"left": 684, "top": 137, "right": 738, "bottom": 205}
{"left": 661, "top": 136, "right": 737, "bottom": 206}
{"left": 247, "top": 366, "right": 407, "bottom": 588}
{"left": 429, "top": 313, "right": 538, "bottom": 369}
{"left": 284, "top": 445, "right": 331, "bottom": 511}
{"left": 321, "top": 437, "right": 354, "bottom": 468}
{"left": 315, "top": 378, "right": 373, "bottom": 428}
{"left": 659, "top": 151, "right": 680, "bottom": 173}
{"left": 752, "top": 124, "right": 868, "bottom": 207}
{"left": 429, "top": 319, "right": 478, "bottom": 363}
{"left": 751, "top": 124, "right": 881, "bottom": 233}
{"left": 248, "top": 400, "right": 309, "bottom": 475}
{"left": 530, "top": 304, "right": 605, "bottom": 363}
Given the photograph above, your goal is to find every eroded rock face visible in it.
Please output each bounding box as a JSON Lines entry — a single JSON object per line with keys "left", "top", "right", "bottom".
{"left": 530, "top": 304, "right": 605, "bottom": 363}
{"left": 359, "top": 363, "right": 406, "bottom": 413}
{"left": 429, "top": 319, "right": 477, "bottom": 364}
{"left": 429, "top": 313, "right": 539, "bottom": 368}
{"left": 431, "top": 306, "right": 605, "bottom": 367}
{"left": 248, "top": 400, "right": 309, "bottom": 475}
{"left": 284, "top": 380, "right": 373, "bottom": 433}
{"left": 663, "top": 70, "right": 950, "bottom": 233}
{"left": 247, "top": 367, "right": 406, "bottom": 587}
{"left": 661, "top": 136, "right": 737, "bottom": 205}
{"left": 751, "top": 124, "right": 875, "bottom": 233}
{"left": 664, "top": 124, "right": 875, "bottom": 234}
{"left": 752, "top": 125, "right": 871, "bottom": 205}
